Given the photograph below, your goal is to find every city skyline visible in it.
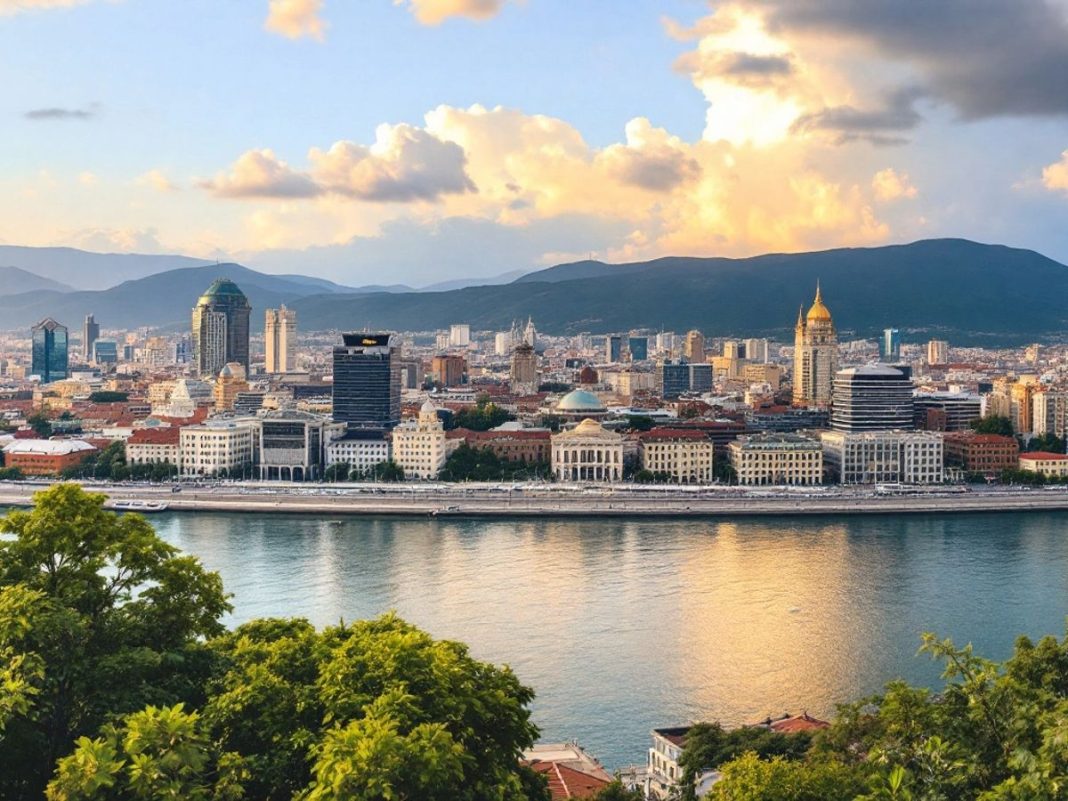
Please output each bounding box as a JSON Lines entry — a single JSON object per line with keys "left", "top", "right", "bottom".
{"left": 2, "top": 1, "right": 1068, "bottom": 286}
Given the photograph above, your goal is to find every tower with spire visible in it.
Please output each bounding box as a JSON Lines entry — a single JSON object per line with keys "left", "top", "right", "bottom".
{"left": 793, "top": 282, "right": 838, "bottom": 408}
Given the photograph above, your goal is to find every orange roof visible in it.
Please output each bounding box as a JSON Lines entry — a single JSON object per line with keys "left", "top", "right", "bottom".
{"left": 759, "top": 713, "right": 830, "bottom": 733}
{"left": 639, "top": 428, "right": 710, "bottom": 442}
{"left": 1021, "top": 451, "right": 1068, "bottom": 461}
{"left": 527, "top": 762, "right": 610, "bottom": 800}
{"left": 128, "top": 428, "right": 181, "bottom": 446}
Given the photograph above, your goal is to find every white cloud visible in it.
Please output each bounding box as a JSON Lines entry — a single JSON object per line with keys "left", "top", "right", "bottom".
{"left": 871, "top": 168, "right": 917, "bottom": 201}
{"left": 201, "top": 149, "right": 320, "bottom": 199}
{"left": 64, "top": 226, "right": 164, "bottom": 253}
{"left": 0, "top": 0, "right": 93, "bottom": 15}
{"left": 135, "top": 169, "right": 179, "bottom": 193}
{"left": 397, "top": 0, "right": 507, "bottom": 25}
{"left": 1042, "top": 150, "right": 1068, "bottom": 193}
{"left": 264, "top": 0, "right": 325, "bottom": 40}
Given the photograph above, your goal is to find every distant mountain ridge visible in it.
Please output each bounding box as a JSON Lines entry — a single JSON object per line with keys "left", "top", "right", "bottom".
{"left": 0, "top": 266, "right": 73, "bottom": 295}
{"left": 0, "top": 246, "right": 212, "bottom": 290}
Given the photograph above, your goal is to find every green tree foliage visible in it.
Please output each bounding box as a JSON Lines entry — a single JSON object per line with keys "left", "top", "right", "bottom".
{"left": 0, "top": 467, "right": 24, "bottom": 481}
{"left": 589, "top": 780, "right": 645, "bottom": 800}
{"left": 626, "top": 415, "right": 655, "bottom": 432}
{"left": 537, "top": 382, "right": 570, "bottom": 394}
{"left": 0, "top": 484, "right": 230, "bottom": 798}
{"left": 439, "top": 444, "right": 550, "bottom": 482}
{"left": 1022, "top": 433, "right": 1067, "bottom": 454}
{"left": 707, "top": 752, "right": 865, "bottom": 800}
{"left": 87, "top": 391, "right": 129, "bottom": 403}
{"left": 973, "top": 415, "right": 1014, "bottom": 436}
{"left": 322, "top": 462, "right": 350, "bottom": 483}
{"left": 60, "top": 441, "right": 127, "bottom": 481}
{"left": 677, "top": 723, "right": 815, "bottom": 799}
{"left": 27, "top": 411, "right": 53, "bottom": 438}
{"left": 367, "top": 460, "right": 405, "bottom": 482}
{"left": 449, "top": 397, "right": 514, "bottom": 432}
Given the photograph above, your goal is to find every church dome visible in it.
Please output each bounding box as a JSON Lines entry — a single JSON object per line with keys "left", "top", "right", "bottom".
{"left": 556, "top": 389, "right": 605, "bottom": 412}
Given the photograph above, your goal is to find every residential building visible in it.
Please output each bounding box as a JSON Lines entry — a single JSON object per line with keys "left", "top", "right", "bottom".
{"left": 551, "top": 418, "right": 624, "bottom": 482}
{"left": 742, "top": 363, "right": 782, "bottom": 390}
{"left": 264, "top": 305, "right": 297, "bottom": 373}
{"left": 881, "top": 328, "right": 901, "bottom": 360}
{"left": 91, "top": 339, "right": 118, "bottom": 366}
{"left": 729, "top": 432, "right": 823, "bottom": 486}
{"left": 744, "top": 337, "right": 771, "bottom": 364}
{"left": 683, "top": 330, "right": 705, "bottom": 362}
{"left": 126, "top": 428, "right": 181, "bottom": 467}
{"left": 332, "top": 333, "right": 401, "bottom": 429}
{"left": 914, "top": 392, "right": 982, "bottom": 431}
{"left": 255, "top": 410, "right": 342, "bottom": 481}
{"left": 1011, "top": 376, "right": 1041, "bottom": 435}
{"left": 142, "top": 336, "right": 171, "bottom": 368}
{"left": 821, "top": 430, "right": 944, "bottom": 485}
{"left": 831, "top": 365, "right": 914, "bottom": 432}
{"left": 325, "top": 429, "right": 391, "bottom": 475}
{"left": 192, "top": 278, "right": 251, "bottom": 378}
{"left": 31, "top": 317, "right": 69, "bottom": 384}
{"left": 523, "top": 743, "right": 612, "bottom": 801}
{"left": 646, "top": 728, "right": 689, "bottom": 800}
{"left": 1019, "top": 451, "right": 1068, "bottom": 479}
{"left": 927, "top": 339, "right": 949, "bottom": 365}
{"left": 448, "top": 324, "right": 470, "bottom": 348}
{"left": 792, "top": 284, "right": 837, "bottom": 408}
{"left": 179, "top": 419, "right": 257, "bottom": 478}
{"left": 510, "top": 343, "right": 540, "bottom": 394}
{"left": 213, "top": 362, "right": 249, "bottom": 412}
{"left": 943, "top": 432, "right": 1019, "bottom": 473}
{"left": 392, "top": 400, "right": 448, "bottom": 479}
{"left": 1033, "top": 391, "right": 1068, "bottom": 438}
{"left": 431, "top": 354, "right": 466, "bottom": 388}
{"left": 638, "top": 429, "right": 714, "bottom": 483}
{"left": 83, "top": 314, "right": 99, "bottom": 360}
{"left": 1, "top": 439, "right": 95, "bottom": 476}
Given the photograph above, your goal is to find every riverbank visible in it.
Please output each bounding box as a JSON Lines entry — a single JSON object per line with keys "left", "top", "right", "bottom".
{"left": 3, "top": 480, "right": 1068, "bottom": 517}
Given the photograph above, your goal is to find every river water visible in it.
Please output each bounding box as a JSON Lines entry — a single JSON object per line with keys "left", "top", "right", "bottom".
{"left": 153, "top": 511, "right": 1068, "bottom": 769}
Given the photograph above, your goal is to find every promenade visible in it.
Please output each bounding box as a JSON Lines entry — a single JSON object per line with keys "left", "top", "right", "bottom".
{"left": 3, "top": 480, "right": 1068, "bottom": 517}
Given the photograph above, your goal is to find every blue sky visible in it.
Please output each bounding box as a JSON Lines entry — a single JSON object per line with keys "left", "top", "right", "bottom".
{"left": 2, "top": 0, "right": 1068, "bottom": 286}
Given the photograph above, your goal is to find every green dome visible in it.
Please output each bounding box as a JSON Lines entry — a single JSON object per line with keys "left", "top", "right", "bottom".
{"left": 556, "top": 389, "right": 605, "bottom": 412}
{"left": 197, "top": 278, "right": 250, "bottom": 307}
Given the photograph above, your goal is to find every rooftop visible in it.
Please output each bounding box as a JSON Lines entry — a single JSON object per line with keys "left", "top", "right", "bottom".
{"left": 2, "top": 439, "right": 96, "bottom": 456}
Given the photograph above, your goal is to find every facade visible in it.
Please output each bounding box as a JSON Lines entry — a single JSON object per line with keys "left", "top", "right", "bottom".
{"left": 820, "top": 430, "right": 944, "bottom": 485}
{"left": 391, "top": 401, "right": 448, "bottom": 479}
{"left": 83, "top": 313, "right": 99, "bottom": 359}
{"left": 92, "top": 339, "right": 118, "bottom": 366}
{"left": 914, "top": 392, "right": 982, "bottom": 431}
{"left": 943, "top": 432, "right": 1019, "bottom": 473}
{"left": 744, "top": 337, "right": 770, "bottom": 364}
{"left": 646, "top": 728, "right": 689, "bottom": 800}
{"left": 638, "top": 429, "right": 714, "bottom": 483}
{"left": 927, "top": 339, "right": 949, "bottom": 365}
{"left": 1010, "top": 378, "right": 1040, "bottom": 435}
{"left": 683, "top": 330, "right": 705, "bottom": 362}
{"left": 658, "top": 360, "right": 691, "bottom": 400}
{"left": 213, "top": 362, "right": 250, "bottom": 412}
{"left": 551, "top": 418, "right": 624, "bottom": 482}
{"left": 431, "top": 354, "right": 466, "bottom": 387}
{"left": 264, "top": 305, "right": 297, "bottom": 374}
{"left": 450, "top": 429, "right": 551, "bottom": 464}
{"left": 126, "top": 428, "right": 181, "bottom": 466}
{"left": 729, "top": 433, "right": 823, "bottom": 486}
{"left": 1033, "top": 391, "right": 1068, "bottom": 438}
{"left": 448, "top": 324, "right": 470, "bottom": 348}
{"left": 332, "top": 333, "right": 401, "bottom": 429}
{"left": 179, "top": 419, "right": 257, "bottom": 478}
{"left": 255, "top": 410, "right": 342, "bottom": 481}
{"left": 31, "top": 317, "right": 69, "bottom": 384}
{"left": 510, "top": 343, "right": 540, "bottom": 394}
{"left": 192, "top": 278, "right": 251, "bottom": 378}
{"left": 1, "top": 439, "right": 95, "bottom": 476}
{"left": 881, "top": 328, "right": 901, "bottom": 360}
{"left": 831, "top": 365, "right": 914, "bottom": 432}
{"left": 325, "top": 430, "right": 391, "bottom": 474}
{"left": 629, "top": 336, "right": 649, "bottom": 361}
{"left": 792, "top": 285, "right": 837, "bottom": 408}
{"left": 1019, "top": 452, "right": 1068, "bottom": 478}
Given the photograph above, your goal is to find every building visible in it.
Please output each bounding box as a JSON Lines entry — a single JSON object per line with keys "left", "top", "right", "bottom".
{"left": 551, "top": 418, "right": 624, "bottom": 482}
{"left": 729, "top": 432, "right": 823, "bottom": 486}
{"left": 179, "top": 419, "right": 257, "bottom": 478}
{"left": 1033, "top": 391, "right": 1068, "bottom": 439}
{"left": 683, "top": 330, "right": 705, "bottom": 363}
{"left": 126, "top": 428, "right": 181, "bottom": 467}
{"left": 881, "top": 328, "right": 901, "bottom": 360}
{"left": 510, "top": 342, "right": 540, "bottom": 395}
{"left": 629, "top": 336, "right": 649, "bottom": 361}
{"left": 494, "top": 331, "right": 512, "bottom": 357}
{"left": 820, "top": 430, "right": 944, "bottom": 485}
{"left": 448, "top": 324, "right": 471, "bottom": 348}
{"left": 741, "top": 363, "right": 783, "bottom": 391}
{"left": 31, "top": 317, "right": 69, "bottom": 384}
{"left": 255, "top": 410, "right": 342, "bottom": 481}
{"left": 914, "top": 392, "right": 982, "bottom": 431}
{"left": 325, "top": 429, "right": 391, "bottom": 475}
{"left": 830, "top": 365, "right": 914, "bottom": 432}
{"left": 91, "top": 339, "right": 118, "bottom": 367}
{"left": 83, "top": 314, "right": 99, "bottom": 360}
{"left": 431, "top": 354, "right": 467, "bottom": 387}
{"left": 450, "top": 429, "right": 551, "bottom": 464}
{"left": 523, "top": 317, "right": 537, "bottom": 349}
{"left": 943, "top": 432, "right": 1019, "bottom": 473}
{"left": 657, "top": 361, "right": 691, "bottom": 400}
{"left": 264, "top": 305, "right": 297, "bottom": 374}
{"left": 927, "top": 339, "right": 949, "bottom": 365}
{"left": 391, "top": 400, "right": 448, "bottom": 479}
{"left": 523, "top": 743, "right": 612, "bottom": 801}
{"left": 1019, "top": 451, "right": 1068, "bottom": 479}
{"left": 332, "top": 333, "right": 401, "bottom": 429}
{"left": 554, "top": 389, "right": 607, "bottom": 421}
{"left": 646, "top": 728, "right": 690, "bottom": 800}
{"left": 792, "top": 285, "right": 837, "bottom": 408}
{"left": 1, "top": 439, "right": 95, "bottom": 476}
{"left": 192, "top": 278, "right": 251, "bottom": 378}
{"left": 638, "top": 429, "right": 714, "bottom": 483}
{"left": 605, "top": 333, "right": 627, "bottom": 363}
{"left": 142, "top": 336, "right": 171, "bottom": 368}
{"left": 744, "top": 337, "right": 771, "bottom": 364}
{"left": 214, "top": 362, "right": 250, "bottom": 412}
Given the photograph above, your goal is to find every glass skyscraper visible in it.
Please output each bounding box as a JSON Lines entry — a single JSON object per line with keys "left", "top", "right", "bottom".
{"left": 332, "top": 333, "right": 401, "bottom": 429}
{"left": 192, "top": 278, "right": 251, "bottom": 378}
{"left": 31, "top": 318, "right": 69, "bottom": 384}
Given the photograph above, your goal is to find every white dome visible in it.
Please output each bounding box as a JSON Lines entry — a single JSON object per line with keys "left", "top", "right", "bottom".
{"left": 556, "top": 389, "right": 605, "bottom": 412}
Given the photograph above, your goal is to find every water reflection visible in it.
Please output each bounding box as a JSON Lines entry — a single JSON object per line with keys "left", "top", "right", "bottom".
{"left": 154, "top": 511, "right": 1068, "bottom": 768}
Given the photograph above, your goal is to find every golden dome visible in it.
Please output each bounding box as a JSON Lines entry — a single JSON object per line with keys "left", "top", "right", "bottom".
{"left": 806, "top": 283, "right": 832, "bottom": 322}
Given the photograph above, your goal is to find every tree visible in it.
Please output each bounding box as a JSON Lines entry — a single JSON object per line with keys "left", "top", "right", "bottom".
{"left": 589, "top": 780, "right": 644, "bottom": 800}
{"left": 0, "top": 467, "right": 23, "bottom": 481}
{"left": 450, "top": 398, "right": 513, "bottom": 432}
{"left": 323, "top": 462, "right": 350, "bottom": 483}
{"left": 0, "top": 484, "right": 230, "bottom": 799}
{"left": 439, "top": 444, "right": 550, "bottom": 482}
{"left": 626, "top": 415, "right": 655, "bottom": 432}
{"left": 1022, "top": 433, "right": 1066, "bottom": 454}
{"left": 707, "top": 752, "right": 864, "bottom": 800}
{"left": 973, "top": 415, "right": 1013, "bottom": 436}
{"left": 372, "top": 460, "right": 405, "bottom": 482}
{"left": 27, "top": 412, "right": 53, "bottom": 438}
{"left": 87, "top": 391, "right": 129, "bottom": 403}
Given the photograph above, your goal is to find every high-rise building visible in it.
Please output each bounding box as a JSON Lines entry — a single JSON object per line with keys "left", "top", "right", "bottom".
{"left": 792, "top": 284, "right": 837, "bottom": 408}
{"left": 722, "top": 341, "right": 743, "bottom": 360}
{"left": 744, "top": 338, "right": 770, "bottom": 364}
{"left": 629, "top": 336, "right": 649, "bottom": 361}
{"left": 830, "top": 365, "right": 914, "bottom": 432}
{"left": 91, "top": 339, "right": 118, "bottom": 367}
{"left": 523, "top": 318, "right": 537, "bottom": 349}
{"left": 657, "top": 360, "right": 691, "bottom": 399}
{"left": 331, "top": 333, "right": 401, "bottom": 429}
{"left": 31, "top": 317, "right": 69, "bottom": 384}
{"left": 605, "top": 334, "right": 628, "bottom": 363}
{"left": 683, "top": 330, "right": 705, "bottom": 363}
{"left": 510, "top": 343, "right": 539, "bottom": 394}
{"left": 927, "top": 339, "right": 949, "bottom": 365}
{"left": 494, "top": 331, "right": 512, "bottom": 357}
{"left": 1033, "top": 391, "right": 1068, "bottom": 439}
{"left": 448, "top": 324, "right": 471, "bottom": 349}
{"left": 191, "top": 278, "right": 251, "bottom": 378}
{"left": 392, "top": 401, "right": 447, "bottom": 479}
{"left": 914, "top": 392, "right": 982, "bottom": 431}
{"left": 431, "top": 354, "right": 466, "bottom": 387}
{"left": 82, "top": 314, "right": 99, "bottom": 360}
{"left": 881, "top": 328, "right": 901, "bottom": 361}
{"left": 656, "top": 332, "right": 676, "bottom": 354}
{"left": 264, "top": 305, "right": 297, "bottom": 374}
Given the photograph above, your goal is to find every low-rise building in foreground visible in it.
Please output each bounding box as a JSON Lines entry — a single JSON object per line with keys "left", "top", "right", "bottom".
{"left": 729, "top": 433, "right": 823, "bottom": 486}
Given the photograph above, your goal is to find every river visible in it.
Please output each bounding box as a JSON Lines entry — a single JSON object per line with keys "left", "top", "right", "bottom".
{"left": 152, "top": 510, "right": 1068, "bottom": 769}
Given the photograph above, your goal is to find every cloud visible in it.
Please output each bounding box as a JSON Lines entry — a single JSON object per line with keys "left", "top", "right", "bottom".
{"left": 78, "top": 171, "right": 97, "bottom": 186}
{"left": 0, "top": 0, "right": 91, "bottom": 15}
{"left": 24, "top": 104, "right": 98, "bottom": 120}
{"left": 264, "top": 0, "right": 326, "bottom": 40}
{"left": 135, "top": 169, "right": 180, "bottom": 192}
{"left": 201, "top": 148, "right": 320, "bottom": 199}
{"left": 597, "top": 118, "right": 701, "bottom": 192}
{"left": 398, "top": 0, "right": 507, "bottom": 25}
{"left": 64, "top": 226, "right": 164, "bottom": 253}
{"left": 871, "top": 168, "right": 917, "bottom": 201}
{"left": 792, "top": 87, "right": 923, "bottom": 145}
{"left": 1042, "top": 151, "right": 1068, "bottom": 193}
{"left": 309, "top": 124, "right": 476, "bottom": 201}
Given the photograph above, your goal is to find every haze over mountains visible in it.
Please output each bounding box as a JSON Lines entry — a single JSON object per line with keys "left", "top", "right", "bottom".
{"left": 0, "top": 239, "right": 1064, "bottom": 344}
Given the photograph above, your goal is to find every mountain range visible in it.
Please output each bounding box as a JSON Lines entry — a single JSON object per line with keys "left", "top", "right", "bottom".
{"left": 0, "top": 238, "right": 1063, "bottom": 344}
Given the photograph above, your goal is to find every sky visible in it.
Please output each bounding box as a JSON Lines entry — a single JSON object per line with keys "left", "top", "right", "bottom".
{"left": 2, "top": 0, "right": 1068, "bottom": 287}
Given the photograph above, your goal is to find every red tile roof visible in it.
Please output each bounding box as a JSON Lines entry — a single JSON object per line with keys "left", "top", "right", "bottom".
{"left": 527, "top": 762, "right": 610, "bottom": 800}
{"left": 639, "top": 428, "right": 711, "bottom": 442}
{"left": 1021, "top": 451, "right": 1068, "bottom": 461}
{"left": 128, "top": 428, "right": 181, "bottom": 446}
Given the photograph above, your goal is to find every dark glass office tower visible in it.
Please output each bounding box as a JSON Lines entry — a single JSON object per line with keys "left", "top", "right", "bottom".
{"left": 31, "top": 318, "right": 69, "bottom": 384}
{"left": 83, "top": 314, "right": 99, "bottom": 359}
{"left": 332, "top": 333, "right": 401, "bottom": 429}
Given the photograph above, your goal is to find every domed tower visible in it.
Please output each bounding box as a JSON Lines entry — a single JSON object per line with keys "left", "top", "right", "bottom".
{"left": 792, "top": 283, "right": 837, "bottom": 408}
{"left": 192, "top": 278, "right": 251, "bottom": 378}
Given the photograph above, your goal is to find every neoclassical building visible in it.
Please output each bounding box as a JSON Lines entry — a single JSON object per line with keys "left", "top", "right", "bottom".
{"left": 391, "top": 400, "right": 448, "bottom": 479}
{"left": 551, "top": 418, "right": 624, "bottom": 482}
{"left": 792, "top": 283, "right": 838, "bottom": 409}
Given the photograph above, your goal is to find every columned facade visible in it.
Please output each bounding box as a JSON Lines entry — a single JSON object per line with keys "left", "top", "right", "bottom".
{"left": 551, "top": 419, "right": 624, "bottom": 482}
